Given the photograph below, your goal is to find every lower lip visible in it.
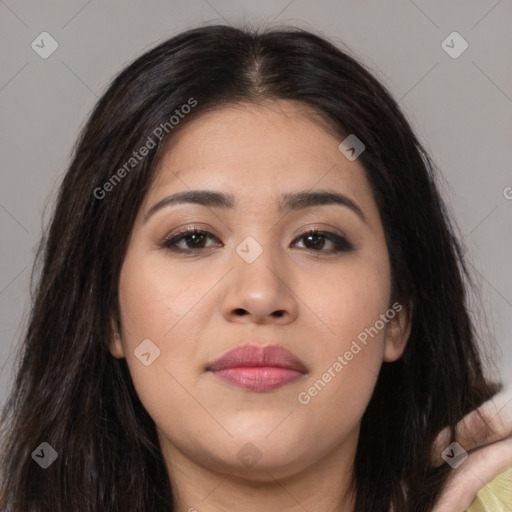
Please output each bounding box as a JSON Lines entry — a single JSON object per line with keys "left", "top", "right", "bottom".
{"left": 210, "top": 367, "right": 304, "bottom": 391}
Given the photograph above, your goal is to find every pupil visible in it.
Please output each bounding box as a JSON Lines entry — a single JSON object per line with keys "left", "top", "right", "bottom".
{"left": 189, "top": 233, "right": 205, "bottom": 247}
{"left": 307, "top": 234, "right": 324, "bottom": 250}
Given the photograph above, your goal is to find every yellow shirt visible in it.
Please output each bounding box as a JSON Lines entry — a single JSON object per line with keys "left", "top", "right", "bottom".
{"left": 465, "top": 465, "right": 512, "bottom": 511}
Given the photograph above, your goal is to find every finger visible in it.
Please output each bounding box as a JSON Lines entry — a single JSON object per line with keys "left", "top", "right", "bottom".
{"left": 432, "top": 392, "right": 512, "bottom": 467}
{"left": 432, "top": 435, "right": 512, "bottom": 512}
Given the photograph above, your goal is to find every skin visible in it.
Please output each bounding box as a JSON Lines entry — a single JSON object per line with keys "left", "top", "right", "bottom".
{"left": 109, "top": 99, "right": 413, "bottom": 512}
{"left": 431, "top": 392, "right": 512, "bottom": 511}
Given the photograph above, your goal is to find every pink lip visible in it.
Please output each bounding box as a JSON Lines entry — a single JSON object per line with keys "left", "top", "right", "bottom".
{"left": 207, "top": 343, "right": 308, "bottom": 392}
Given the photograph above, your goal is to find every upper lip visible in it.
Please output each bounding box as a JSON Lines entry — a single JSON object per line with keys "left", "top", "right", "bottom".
{"left": 207, "top": 343, "right": 308, "bottom": 373}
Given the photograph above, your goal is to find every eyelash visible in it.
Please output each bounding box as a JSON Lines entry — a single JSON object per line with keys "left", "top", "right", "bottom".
{"left": 160, "top": 227, "right": 353, "bottom": 254}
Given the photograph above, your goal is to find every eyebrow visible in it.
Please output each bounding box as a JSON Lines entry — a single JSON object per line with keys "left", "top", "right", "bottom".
{"left": 144, "top": 189, "right": 366, "bottom": 223}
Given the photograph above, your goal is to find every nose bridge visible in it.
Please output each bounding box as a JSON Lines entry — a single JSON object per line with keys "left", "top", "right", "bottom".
{"left": 221, "top": 229, "right": 299, "bottom": 323}
{"left": 233, "top": 231, "right": 283, "bottom": 288}
{"left": 231, "top": 207, "right": 281, "bottom": 266}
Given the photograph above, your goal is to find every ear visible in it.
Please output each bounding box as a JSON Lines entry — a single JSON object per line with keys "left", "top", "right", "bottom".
{"left": 383, "top": 300, "right": 412, "bottom": 362}
{"left": 108, "top": 319, "right": 125, "bottom": 359}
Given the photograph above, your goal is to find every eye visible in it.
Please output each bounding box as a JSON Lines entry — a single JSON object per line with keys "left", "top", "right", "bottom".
{"left": 160, "top": 227, "right": 353, "bottom": 255}
{"left": 161, "top": 227, "right": 222, "bottom": 253}
{"left": 291, "top": 229, "right": 353, "bottom": 253}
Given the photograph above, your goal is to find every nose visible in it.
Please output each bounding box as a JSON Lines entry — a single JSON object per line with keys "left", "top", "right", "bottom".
{"left": 221, "top": 241, "right": 299, "bottom": 326}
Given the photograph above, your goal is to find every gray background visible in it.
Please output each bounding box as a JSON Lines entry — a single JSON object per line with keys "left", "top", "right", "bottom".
{"left": 1, "top": 0, "right": 511, "bottom": 409}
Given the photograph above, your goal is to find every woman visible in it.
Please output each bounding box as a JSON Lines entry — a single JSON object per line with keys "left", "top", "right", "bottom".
{"left": 1, "top": 24, "right": 511, "bottom": 512}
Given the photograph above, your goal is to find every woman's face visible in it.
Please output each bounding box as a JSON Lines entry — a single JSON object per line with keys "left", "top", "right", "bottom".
{"left": 111, "top": 100, "right": 410, "bottom": 482}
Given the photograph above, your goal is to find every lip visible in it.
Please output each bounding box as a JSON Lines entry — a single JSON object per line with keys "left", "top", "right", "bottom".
{"left": 207, "top": 343, "right": 308, "bottom": 392}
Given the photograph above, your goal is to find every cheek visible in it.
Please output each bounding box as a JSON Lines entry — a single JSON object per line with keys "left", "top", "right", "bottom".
{"left": 117, "top": 251, "right": 224, "bottom": 422}
{"left": 118, "top": 256, "right": 210, "bottom": 340}
{"left": 116, "top": 255, "right": 189, "bottom": 406}
{"left": 304, "top": 246, "right": 392, "bottom": 351}
{"left": 317, "top": 272, "right": 390, "bottom": 338}
{"left": 294, "top": 249, "right": 391, "bottom": 424}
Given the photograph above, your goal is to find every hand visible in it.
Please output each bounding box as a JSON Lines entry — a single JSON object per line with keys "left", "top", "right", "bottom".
{"left": 431, "top": 390, "right": 512, "bottom": 512}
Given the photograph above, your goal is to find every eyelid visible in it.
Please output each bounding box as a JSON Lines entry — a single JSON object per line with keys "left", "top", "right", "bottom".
{"left": 291, "top": 223, "right": 347, "bottom": 240}
{"left": 163, "top": 223, "right": 215, "bottom": 239}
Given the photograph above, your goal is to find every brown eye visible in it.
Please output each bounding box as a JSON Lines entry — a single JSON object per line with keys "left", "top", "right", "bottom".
{"left": 162, "top": 228, "right": 221, "bottom": 253}
{"left": 161, "top": 227, "right": 353, "bottom": 255}
{"left": 292, "top": 230, "right": 353, "bottom": 253}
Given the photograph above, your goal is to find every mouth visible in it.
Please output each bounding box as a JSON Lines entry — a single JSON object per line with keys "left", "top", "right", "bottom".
{"left": 207, "top": 343, "right": 308, "bottom": 392}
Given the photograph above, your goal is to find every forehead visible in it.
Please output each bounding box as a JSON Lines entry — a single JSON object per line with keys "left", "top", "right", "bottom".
{"left": 143, "top": 100, "right": 378, "bottom": 220}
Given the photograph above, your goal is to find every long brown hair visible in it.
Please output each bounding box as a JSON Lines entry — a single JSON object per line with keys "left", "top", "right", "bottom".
{"left": 0, "top": 24, "right": 502, "bottom": 511}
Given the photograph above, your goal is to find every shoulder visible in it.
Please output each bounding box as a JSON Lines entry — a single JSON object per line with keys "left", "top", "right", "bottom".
{"left": 465, "top": 465, "right": 512, "bottom": 512}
